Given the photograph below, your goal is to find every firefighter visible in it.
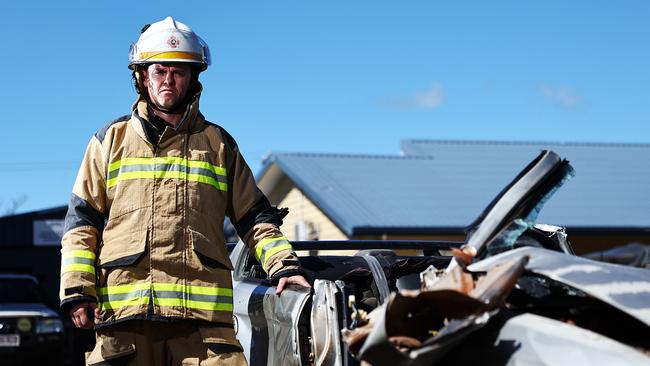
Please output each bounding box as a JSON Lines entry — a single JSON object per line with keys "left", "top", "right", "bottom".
{"left": 60, "top": 16, "right": 309, "bottom": 365}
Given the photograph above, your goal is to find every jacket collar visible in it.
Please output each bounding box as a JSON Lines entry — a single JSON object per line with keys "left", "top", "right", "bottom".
{"left": 129, "top": 83, "right": 206, "bottom": 145}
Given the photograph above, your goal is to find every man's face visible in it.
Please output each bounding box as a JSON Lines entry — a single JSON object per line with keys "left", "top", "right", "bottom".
{"left": 143, "top": 63, "right": 193, "bottom": 111}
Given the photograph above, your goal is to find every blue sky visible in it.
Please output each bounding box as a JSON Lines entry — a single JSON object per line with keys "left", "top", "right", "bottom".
{"left": 1, "top": 1, "right": 648, "bottom": 214}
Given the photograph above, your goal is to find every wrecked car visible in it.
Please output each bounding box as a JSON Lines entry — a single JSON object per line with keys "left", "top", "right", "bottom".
{"left": 230, "top": 150, "right": 650, "bottom": 365}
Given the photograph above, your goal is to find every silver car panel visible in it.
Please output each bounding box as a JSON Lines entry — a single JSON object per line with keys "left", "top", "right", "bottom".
{"left": 497, "top": 313, "right": 650, "bottom": 365}
{"left": 468, "top": 247, "right": 650, "bottom": 327}
{"left": 311, "top": 279, "right": 344, "bottom": 366}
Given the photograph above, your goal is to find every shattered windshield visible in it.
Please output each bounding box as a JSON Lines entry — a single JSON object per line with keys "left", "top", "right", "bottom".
{"left": 459, "top": 151, "right": 575, "bottom": 262}
{"left": 486, "top": 165, "right": 574, "bottom": 256}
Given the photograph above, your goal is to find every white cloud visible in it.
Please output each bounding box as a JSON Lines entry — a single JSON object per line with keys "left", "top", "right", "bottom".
{"left": 382, "top": 82, "right": 444, "bottom": 110}
{"left": 538, "top": 83, "right": 582, "bottom": 109}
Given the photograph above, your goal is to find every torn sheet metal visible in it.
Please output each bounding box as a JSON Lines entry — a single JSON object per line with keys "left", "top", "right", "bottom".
{"left": 532, "top": 223, "right": 574, "bottom": 255}
{"left": 470, "top": 255, "right": 529, "bottom": 308}
{"left": 261, "top": 285, "right": 311, "bottom": 366}
{"left": 354, "top": 298, "right": 491, "bottom": 366}
{"left": 351, "top": 256, "right": 529, "bottom": 366}
{"left": 422, "top": 246, "right": 476, "bottom": 292}
{"left": 496, "top": 313, "right": 650, "bottom": 365}
{"left": 468, "top": 247, "right": 650, "bottom": 327}
{"left": 354, "top": 301, "right": 421, "bottom": 366}
{"left": 311, "top": 280, "right": 344, "bottom": 366}
{"left": 421, "top": 264, "right": 474, "bottom": 294}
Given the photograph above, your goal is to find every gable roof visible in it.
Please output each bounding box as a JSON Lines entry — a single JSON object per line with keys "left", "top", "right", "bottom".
{"left": 259, "top": 140, "right": 650, "bottom": 236}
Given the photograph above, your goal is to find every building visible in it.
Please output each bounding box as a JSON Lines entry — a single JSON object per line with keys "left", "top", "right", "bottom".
{"left": 0, "top": 205, "right": 67, "bottom": 309}
{"left": 258, "top": 140, "right": 650, "bottom": 254}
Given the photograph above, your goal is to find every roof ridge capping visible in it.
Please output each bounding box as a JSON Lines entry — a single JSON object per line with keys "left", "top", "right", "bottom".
{"left": 264, "top": 151, "right": 435, "bottom": 162}
{"left": 401, "top": 139, "right": 650, "bottom": 148}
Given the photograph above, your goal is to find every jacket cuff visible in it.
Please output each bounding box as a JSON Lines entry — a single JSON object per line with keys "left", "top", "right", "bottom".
{"left": 60, "top": 295, "right": 97, "bottom": 317}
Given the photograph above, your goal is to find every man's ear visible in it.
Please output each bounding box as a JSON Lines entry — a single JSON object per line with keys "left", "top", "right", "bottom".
{"left": 140, "top": 67, "right": 149, "bottom": 85}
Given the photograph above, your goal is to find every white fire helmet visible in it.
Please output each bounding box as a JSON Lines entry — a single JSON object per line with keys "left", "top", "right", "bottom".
{"left": 128, "top": 16, "right": 211, "bottom": 70}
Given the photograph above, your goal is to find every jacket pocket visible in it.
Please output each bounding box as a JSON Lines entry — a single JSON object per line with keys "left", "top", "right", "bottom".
{"left": 86, "top": 327, "right": 136, "bottom": 365}
{"left": 199, "top": 326, "right": 243, "bottom": 351}
{"left": 98, "top": 228, "right": 148, "bottom": 269}
{"left": 199, "top": 326, "right": 245, "bottom": 366}
{"left": 190, "top": 228, "right": 233, "bottom": 270}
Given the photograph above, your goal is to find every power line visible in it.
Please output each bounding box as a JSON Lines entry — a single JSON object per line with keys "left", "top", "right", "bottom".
{"left": 0, "top": 161, "right": 79, "bottom": 172}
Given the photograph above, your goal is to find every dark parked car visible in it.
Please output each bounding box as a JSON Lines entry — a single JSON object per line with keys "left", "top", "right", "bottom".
{"left": 0, "top": 274, "right": 65, "bottom": 365}
{"left": 230, "top": 150, "right": 650, "bottom": 365}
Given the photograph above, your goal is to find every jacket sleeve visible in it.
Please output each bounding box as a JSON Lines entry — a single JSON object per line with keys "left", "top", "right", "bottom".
{"left": 224, "top": 134, "right": 304, "bottom": 281}
{"left": 59, "top": 136, "right": 107, "bottom": 313}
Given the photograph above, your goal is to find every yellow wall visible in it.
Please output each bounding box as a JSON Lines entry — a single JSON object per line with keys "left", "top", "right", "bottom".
{"left": 276, "top": 186, "right": 348, "bottom": 241}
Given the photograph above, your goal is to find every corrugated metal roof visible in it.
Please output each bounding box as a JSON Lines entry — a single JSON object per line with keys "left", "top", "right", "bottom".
{"left": 401, "top": 140, "right": 650, "bottom": 229}
{"left": 260, "top": 140, "right": 650, "bottom": 236}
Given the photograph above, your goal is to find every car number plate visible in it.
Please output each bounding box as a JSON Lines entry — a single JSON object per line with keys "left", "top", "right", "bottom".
{"left": 0, "top": 334, "right": 19, "bottom": 347}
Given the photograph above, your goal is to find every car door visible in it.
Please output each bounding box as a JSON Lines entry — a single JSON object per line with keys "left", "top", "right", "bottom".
{"left": 230, "top": 241, "right": 312, "bottom": 366}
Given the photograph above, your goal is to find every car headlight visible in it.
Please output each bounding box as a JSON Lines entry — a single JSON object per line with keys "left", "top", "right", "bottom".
{"left": 36, "top": 318, "right": 64, "bottom": 334}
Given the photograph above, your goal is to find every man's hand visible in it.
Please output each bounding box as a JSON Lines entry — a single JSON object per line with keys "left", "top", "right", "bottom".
{"left": 276, "top": 275, "right": 311, "bottom": 295}
{"left": 69, "top": 302, "right": 100, "bottom": 329}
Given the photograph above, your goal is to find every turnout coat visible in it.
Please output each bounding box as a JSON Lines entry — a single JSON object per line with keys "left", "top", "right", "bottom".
{"left": 60, "top": 93, "right": 301, "bottom": 329}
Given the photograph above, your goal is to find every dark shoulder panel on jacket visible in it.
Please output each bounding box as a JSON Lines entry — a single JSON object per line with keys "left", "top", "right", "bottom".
{"left": 204, "top": 120, "right": 238, "bottom": 150}
{"left": 94, "top": 114, "right": 130, "bottom": 143}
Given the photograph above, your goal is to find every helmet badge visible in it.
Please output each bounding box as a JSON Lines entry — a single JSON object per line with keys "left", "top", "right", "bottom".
{"left": 167, "top": 35, "right": 181, "bottom": 49}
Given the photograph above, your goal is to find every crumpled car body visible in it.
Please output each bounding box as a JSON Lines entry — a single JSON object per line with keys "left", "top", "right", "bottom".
{"left": 230, "top": 150, "right": 650, "bottom": 365}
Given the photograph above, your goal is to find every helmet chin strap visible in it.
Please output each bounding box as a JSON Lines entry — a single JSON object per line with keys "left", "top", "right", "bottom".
{"left": 148, "top": 96, "right": 190, "bottom": 115}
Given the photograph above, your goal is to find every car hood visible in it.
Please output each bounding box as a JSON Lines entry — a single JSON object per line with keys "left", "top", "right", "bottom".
{"left": 0, "top": 303, "right": 59, "bottom": 318}
{"left": 468, "top": 246, "right": 650, "bottom": 327}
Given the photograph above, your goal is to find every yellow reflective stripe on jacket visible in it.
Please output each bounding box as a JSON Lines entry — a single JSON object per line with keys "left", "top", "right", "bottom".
{"left": 255, "top": 236, "right": 293, "bottom": 268}
{"left": 154, "top": 298, "right": 233, "bottom": 311}
{"left": 100, "top": 296, "right": 150, "bottom": 310}
{"left": 64, "top": 250, "right": 96, "bottom": 260}
{"left": 97, "top": 283, "right": 150, "bottom": 295}
{"left": 61, "top": 250, "right": 96, "bottom": 275}
{"left": 98, "top": 283, "right": 233, "bottom": 312}
{"left": 108, "top": 157, "right": 227, "bottom": 175}
{"left": 98, "top": 283, "right": 153, "bottom": 311}
{"left": 106, "top": 157, "right": 227, "bottom": 191}
{"left": 108, "top": 171, "right": 227, "bottom": 190}
{"left": 152, "top": 283, "right": 233, "bottom": 297}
